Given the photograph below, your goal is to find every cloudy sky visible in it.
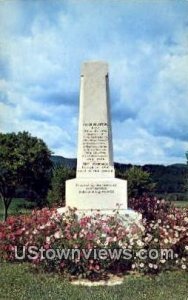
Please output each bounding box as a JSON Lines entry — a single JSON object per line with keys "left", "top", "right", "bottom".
{"left": 0, "top": 0, "right": 188, "bottom": 165}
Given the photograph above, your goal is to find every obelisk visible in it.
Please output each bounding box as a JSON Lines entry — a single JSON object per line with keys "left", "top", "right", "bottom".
{"left": 77, "top": 62, "right": 114, "bottom": 178}
{"left": 66, "top": 61, "right": 128, "bottom": 212}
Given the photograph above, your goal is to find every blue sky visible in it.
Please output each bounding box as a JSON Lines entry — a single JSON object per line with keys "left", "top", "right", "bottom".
{"left": 0, "top": 0, "right": 188, "bottom": 165}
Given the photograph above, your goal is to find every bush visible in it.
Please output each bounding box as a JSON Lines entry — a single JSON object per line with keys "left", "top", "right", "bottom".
{"left": 124, "top": 166, "right": 156, "bottom": 197}
{"left": 0, "top": 198, "right": 187, "bottom": 280}
{"left": 47, "top": 167, "right": 75, "bottom": 207}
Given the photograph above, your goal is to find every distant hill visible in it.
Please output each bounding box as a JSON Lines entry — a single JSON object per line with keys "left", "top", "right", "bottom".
{"left": 51, "top": 155, "right": 187, "bottom": 170}
{"left": 51, "top": 155, "right": 76, "bottom": 169}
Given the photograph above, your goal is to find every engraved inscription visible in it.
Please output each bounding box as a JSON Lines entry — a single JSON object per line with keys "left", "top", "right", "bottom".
{"left": 77, "top": 122, "right": 113, "bottom": 175}
{"left": 76, "top": 183, "right": 117, "bottom": 194}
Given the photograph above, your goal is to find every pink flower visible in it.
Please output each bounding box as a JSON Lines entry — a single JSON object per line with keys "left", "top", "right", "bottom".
{"left": 60, "top": 262, "right": 65, "bottom": 269}
{"left": 54, "top": 231, "right": 61, "bottom": 239}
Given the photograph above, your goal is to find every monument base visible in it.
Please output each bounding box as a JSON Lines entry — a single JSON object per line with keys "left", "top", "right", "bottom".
{"left": 57, "top": 177, "right": 141, "bottom": 226}
{"left": 57, "top": 206, "right": 142, "bottom": 227}
{"left": 65, "top": 177, "right": 128, "bottom": 210}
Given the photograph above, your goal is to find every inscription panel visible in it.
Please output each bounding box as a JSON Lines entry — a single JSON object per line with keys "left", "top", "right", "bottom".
{"left": 77, "top": 122, "right": 114, "bottom": 176}
{"left": 76, "top": 182, "right": 117, "bottom": 194}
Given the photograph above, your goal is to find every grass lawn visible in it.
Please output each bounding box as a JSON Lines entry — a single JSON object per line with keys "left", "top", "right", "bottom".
{"left": 0, "top": 263, "right": 187, "bottom": 300}
{"left": 0, "top": 198, "right": 32, "bottom": 221}
{"left": 172, "top": 201, "right": 188, "bottom": 208}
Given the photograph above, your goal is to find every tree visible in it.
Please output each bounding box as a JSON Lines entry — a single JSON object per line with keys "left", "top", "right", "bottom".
{"left": 47, "top": 166, "right": 75, "bottom": 207}
{"left": 0, "top": 131, "right": 52, "bottom": 221}
{"left": 124, "top": 166, "right": 156, "bottom": 198}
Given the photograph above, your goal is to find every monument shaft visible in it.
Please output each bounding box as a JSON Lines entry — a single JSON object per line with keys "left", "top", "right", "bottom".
{"left": 77, "top": 62, "right": 114, "bottom": 178}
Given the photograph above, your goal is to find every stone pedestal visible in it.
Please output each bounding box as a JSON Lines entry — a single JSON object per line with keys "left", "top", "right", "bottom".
{"left": 66, "top": 178, "right": 127, "bottom": 210}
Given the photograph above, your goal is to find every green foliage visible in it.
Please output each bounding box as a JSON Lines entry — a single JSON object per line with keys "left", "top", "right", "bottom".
{"left": 184, "top": 151, "right": 188, "bottom": 197}
{"left": 144, "top": 164, "right": 188, "bottom": 195}
{"left": 0, "top": 131, "right": 52, "bottom": 220}
{"left": 124, "top": 166, "right": 156, "bottom": 197}
{"left": 115, "top": 162, "right": 188, "bottom": 198}
{"left": 47, "top": 166, "right": 75, "bottom": 206}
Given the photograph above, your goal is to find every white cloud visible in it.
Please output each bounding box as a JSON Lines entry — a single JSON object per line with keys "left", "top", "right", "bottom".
{"left": 113, "top": 119, "right": 188, "bottom": 165}
{"left": 138, "top": 37, "right": 188, "bottom": 141}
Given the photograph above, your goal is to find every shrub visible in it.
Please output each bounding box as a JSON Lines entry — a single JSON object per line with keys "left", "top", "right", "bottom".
{"left": 129, "top": 196, "right": 172, "bottom": 222}
{"left": 124, "top": 167, "right": 156, "bottom": 197}
{"left": 0, "top": 197, "right": 187, "bottom": 280}
{"left": 47, "top": 167, "right": 75, "bottom": 207}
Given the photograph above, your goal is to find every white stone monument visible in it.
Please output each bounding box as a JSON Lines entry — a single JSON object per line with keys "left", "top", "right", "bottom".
{"left": 60, "top": 61, "right": 140, "bottom": 221}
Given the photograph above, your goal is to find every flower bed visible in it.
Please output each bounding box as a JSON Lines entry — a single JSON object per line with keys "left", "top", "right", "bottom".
{"left": 0, "top": 197, "right": 187, "bottom": 280}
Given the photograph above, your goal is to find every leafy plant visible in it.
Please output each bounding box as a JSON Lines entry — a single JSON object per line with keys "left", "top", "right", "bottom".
{"left": 0, "top": 131, "right": 52, "bottom": 221}
{"left": 47, "top": 166, "right": 75, "bottom": 207}
{"left": 125, "top": 166, "right": 156, "bottom": 197}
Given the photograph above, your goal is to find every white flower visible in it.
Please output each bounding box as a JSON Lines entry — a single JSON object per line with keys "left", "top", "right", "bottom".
{"left": 153, "top": 264, "right": 158, "bottom": 269}
{"left": 132, "top": 264, "right": 136, "bottom": 269}
{"left": 118, "top": 241, "right": 123, "bottom": 247}
{"left": 164, "top": 239, "right": 168, "bottom": 244}
{"left": 157, "top": 219, "right": 161, "bottom": 224}
{"left": 160, "top": 259, "right": 166, "bottom": 264}
{"left": 46, "top": 236, "right": 51, "bottom": 243}
{"left": 139, "top": 263, "right": 144, "bottom": 268}
{"left": 54, "top": 231, "right": 61, "bottom": 239}
{"left": 32, "top": 229, "right": 38, "bottom": 235}
{"left": 154, "top": 238, "right": 158, "bottom": 243}
{"left": 182, "top": 257, "right": 186, "bottom": 262}
{"left": 137, "top": 240, "right": 144, "bottom": 247}
{"left": 39, "top": 225, "right": 45, "bottom": 230}
{"left": 129, "top": 238, "right": 133, "bottom": 244}
{"left": 185, "top": 245, "right": 188, "bottom": 251}
{"left": 46, "top": 221, "right": 51, "bottom": 227}
{"left": 181, "top": 264, "right": 187, "bottom": 270}
{"left": 145, "top": 234, "right": 153, "bottom": 243}
{"left": 73, "top": 233, "right": 77, "bottom": 239}
{"left": 149, "top": 263, "right": 153, "bottom": 268}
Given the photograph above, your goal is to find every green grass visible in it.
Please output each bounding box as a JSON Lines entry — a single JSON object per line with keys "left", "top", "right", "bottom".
{"left": 172, "top": 201, "right": 188, "bottom": 208}
{"left": 0, "top": 198, "right": 32, "bottom": 221}
{"left": 0, "top": 263, "right": 187, "bottom": 300}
